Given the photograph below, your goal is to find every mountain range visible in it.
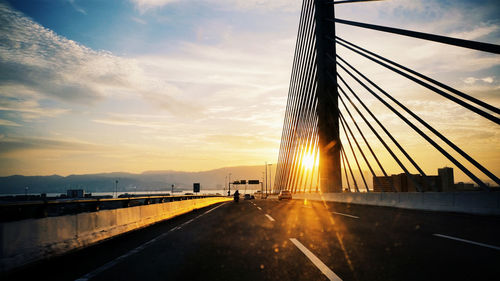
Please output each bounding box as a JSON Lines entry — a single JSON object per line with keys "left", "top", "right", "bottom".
{"left": 0, "top": 165, "right": 273, "bottom": 195}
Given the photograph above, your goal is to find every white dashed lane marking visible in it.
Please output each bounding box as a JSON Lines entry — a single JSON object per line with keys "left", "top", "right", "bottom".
{"left": 330, "top": 211, "right": 359, "bottom": 219}
{"left": 290, "top": 238, "right": 342, "bottom": 281}
{"left": 265, "top": 214, "right": 275, "bottom": 222}
{"left": 433, "top": 234, "right": 500, "bottom": 251}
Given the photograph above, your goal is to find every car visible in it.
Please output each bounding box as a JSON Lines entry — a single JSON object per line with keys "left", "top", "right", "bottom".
{"left": 244, "top": 194, "right": 251, "bottom": 200}
{"left": 278, "top": 190, "right": 292, "bottom": 200}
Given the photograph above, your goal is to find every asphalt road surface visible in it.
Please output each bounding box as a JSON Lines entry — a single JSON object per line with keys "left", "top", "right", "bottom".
{"left": 4, "top": 198, "right": 500, "bottom": 281}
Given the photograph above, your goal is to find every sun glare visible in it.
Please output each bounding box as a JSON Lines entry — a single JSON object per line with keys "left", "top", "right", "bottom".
{"left": 302, "top": 153, "right": 315, "bottom": 170}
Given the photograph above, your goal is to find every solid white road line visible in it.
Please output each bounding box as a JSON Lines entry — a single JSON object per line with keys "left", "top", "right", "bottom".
{"left": 289, "top": 238, "right": 342, "bottom": 281}
{"left": 265, "top": 214, "right": 275, "bottom": 222}
{"left": 257, "top": 206, "right": 262, "bottom": 211}
{"left": 74, "top": 202, "right": 228, "bottom": 281}
{"left": 203, "top": 202, "right": 229, "bottom": 215}
{"left": 433, "top": 234, "right": 500, "bottom": 251}
{"left": 181, "top": 219, "right": 194, "bottom": 226}
{"left": 331, "top": 211, "right": 359, "bottom": 219}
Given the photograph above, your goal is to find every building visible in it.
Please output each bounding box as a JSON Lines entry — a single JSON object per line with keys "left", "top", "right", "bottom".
{"left": 67, "top": 189, "right": 85, "bottom": 198}
{"left": 373, "top": 167, "right": 455, "bottom": 192}
{"left": 438, "top": 167, "right": 454, "bottom": 192}
{"left": 373, "top": 176, "right": 393, "bottom": 192}
{"left": 454, "top": 182, "right": 475, "bottom": 191}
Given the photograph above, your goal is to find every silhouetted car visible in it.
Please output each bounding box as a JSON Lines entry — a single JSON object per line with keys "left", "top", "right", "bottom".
{"left": 278, "top": 190, "right": 292, "bottom": 200}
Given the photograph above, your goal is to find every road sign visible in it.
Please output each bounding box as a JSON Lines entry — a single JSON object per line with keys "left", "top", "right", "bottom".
{"left": 193, "top": 183, "right": 200, "bottom": 193}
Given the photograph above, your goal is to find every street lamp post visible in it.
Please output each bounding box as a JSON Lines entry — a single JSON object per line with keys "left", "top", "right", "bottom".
{"left": 265, "top": 162, "right": 268, "bottom": 198}
{"left": 115, "top": 180, "right": 118, "bottom": 198}
{"left": 268, "top": 163, "right": 273, "bottom": 195}
{"left": 261, "top": 172, "right": 264, "bottom": 198}
{"left": 228, "top": 173, "right": 232, "bottom": 196}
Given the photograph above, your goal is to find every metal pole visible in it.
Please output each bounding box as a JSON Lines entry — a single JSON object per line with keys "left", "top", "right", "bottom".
{"left": 268, "top": 164, "right": 273, "bottom": 194}
{"left": 115, "top": 180, "right": 118, "bottom": 198}
{"left": 265, "top": 162, "right": 268, "bottom": 198}
{"left": 228, "top": 173, "right": 232, "bottom": 196}
{"left": 171, "top": 184, "right": 174, "bottom": 195}
{"left": 262, "top": 172, "right": 265, "bottom": 198}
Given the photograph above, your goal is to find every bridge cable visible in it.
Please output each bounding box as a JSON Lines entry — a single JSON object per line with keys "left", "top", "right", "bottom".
{"left": 335, "top": 52, "right": 500, "bottom": 186}
{"left": 339, "top": 115, "right": 370, "bottom": 191}
{"left": 336, "top": 80, "right": 424, "bottom": 192}
{"left": 278, "top": 0, "right": 313, "bottom": 191}
{"left": 335, "top": 58, "right": 490, "bottom": 191}
{"left": 340, "top": 148, "right": 352, "bottom": 192}
{"left": 333, "top": 61, "right": 430, "bottom": 190}
{"left": 330, "top": 18, "right": 500, "bottom": 54}
{"left": 341, "top": 145, "right": 359, "bottom": 192}
{"left": 340, "top": 112, "right": 384, "bottom": 192}
{"left": 338, "top": 93, "right": 397, "bottom": 192}
{"left": 335, "top": 36, "right": 500, "bottom": 115}
{"left": 280, "top": 0, "right": 315, "bottom": 192}
{"left": 333, "top": 38, "right": 500, "bottom": 125}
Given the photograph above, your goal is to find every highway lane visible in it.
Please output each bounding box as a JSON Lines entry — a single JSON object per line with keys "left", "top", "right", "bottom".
{"left": 4, "top": 198, "right": 500, "bottom": 281}
{"left": 268, "top": 199, "right": 500, "bottom": 280}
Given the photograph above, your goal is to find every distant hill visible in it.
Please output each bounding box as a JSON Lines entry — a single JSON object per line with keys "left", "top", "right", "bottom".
{"left": 0, "top": 165, "right": 270, "bottom": 194}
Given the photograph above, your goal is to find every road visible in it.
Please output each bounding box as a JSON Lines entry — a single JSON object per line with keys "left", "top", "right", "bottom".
{"left": 4, "top": 198, "right": 500, "bottom": 281}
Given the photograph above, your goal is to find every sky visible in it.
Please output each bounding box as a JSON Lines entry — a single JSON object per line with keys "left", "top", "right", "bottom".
{"left": 0, "top": 0, "right": 498, "bottom": 183}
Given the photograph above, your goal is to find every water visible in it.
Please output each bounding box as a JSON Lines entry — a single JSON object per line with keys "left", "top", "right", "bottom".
{"left": 1, "top": 189, "right": 264, "bottom": 198}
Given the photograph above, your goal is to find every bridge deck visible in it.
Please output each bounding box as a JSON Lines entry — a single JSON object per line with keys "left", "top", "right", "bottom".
{"left": 4, "top": 199, "right": 499, "bottom": 281}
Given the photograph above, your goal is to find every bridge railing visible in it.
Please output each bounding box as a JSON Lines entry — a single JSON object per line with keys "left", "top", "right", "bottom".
{"left": 0, "top": 194, "right": 226, "bottom": 222}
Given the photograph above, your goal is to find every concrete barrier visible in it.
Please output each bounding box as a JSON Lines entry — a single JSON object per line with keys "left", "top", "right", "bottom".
{"left": 294, "top": 192, "right": 500, "bottom": 215}
{"left": 0, "top": 197, "right": 231, "bottom": 272}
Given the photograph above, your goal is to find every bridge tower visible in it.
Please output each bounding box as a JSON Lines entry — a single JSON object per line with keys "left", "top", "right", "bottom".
{"left": 315, "top": 0, "right": 342, "bottom": 192}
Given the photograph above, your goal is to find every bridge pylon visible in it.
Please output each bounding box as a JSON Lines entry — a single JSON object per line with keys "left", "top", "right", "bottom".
{"left": 314, "top": 0, "right": 342, "bottom": 192}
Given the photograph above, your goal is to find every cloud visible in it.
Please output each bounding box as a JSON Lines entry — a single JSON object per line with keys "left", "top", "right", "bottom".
{"left": 336, "top": 0, "right": 500, "bottom": 78}
{"left": 68, "top": 0, "right": 87, "bottom": 15}
{"left": 129, "top": 0, "right": 179, "bottom": 12}
{"left": 0, "top": 85, "right": 69, "bottom": 120}
{"left": 0, "top": 119, "right": 21, "bottom": 127}
{"left": 129, "top": 0, "right": 301, "bottom": 12}
{"left": 0, "top": 2, "right": 190, "bottom": 115}
{"left": 92, "top": 113, "right": 180, "bottom": 129}
{"left": 464, "top": 76, "right": 495, "bottom": 84}
{"left": 0, "top": 136, "right": 104, "bottom": 154}
{"left": 204, "top": 0, "right": 301, "bottom": 12}
{"left": 131, "top": 17, "right": 147, "bottom": 24}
